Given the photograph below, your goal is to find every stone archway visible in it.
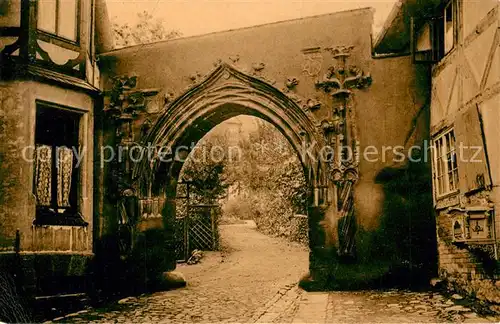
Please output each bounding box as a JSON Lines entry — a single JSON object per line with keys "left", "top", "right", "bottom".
{"left": 132, "top": 63, "right": 333, "bottom": 287}
{"left": 134, "top": 63, "right": 323, "bottom": 187}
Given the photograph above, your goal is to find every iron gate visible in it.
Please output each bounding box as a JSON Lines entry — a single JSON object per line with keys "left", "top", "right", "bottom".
{"left": 188, "top": 204, "right": 218, "bottom": 252}
{"left": 175, "top": 181, "right": 218, "bottom": 262}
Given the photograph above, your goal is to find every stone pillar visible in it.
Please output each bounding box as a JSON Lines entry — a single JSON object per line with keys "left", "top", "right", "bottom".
{"left": 131, "top": 173, "right": 178, "bottom": 291}
{"left": 300, "top": 205, "right": 335, "bottom": 290}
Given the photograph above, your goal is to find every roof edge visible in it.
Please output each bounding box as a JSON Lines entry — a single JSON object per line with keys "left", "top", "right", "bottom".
{"left": 373, "top": 0, "right": 404, "bottom": 52}
{"left": 99, "top": 7, "right": 374, "bottom": 57}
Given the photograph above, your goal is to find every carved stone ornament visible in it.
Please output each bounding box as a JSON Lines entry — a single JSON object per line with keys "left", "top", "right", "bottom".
{"left": 285, "top": 77, "right": 299, "bottom": 90}
{"left": 462, "top": 192, "right": 495, "bottom": 209}
{"left": 301, "top": 47, "right": 323, "bottom": 78}
{"left": 447, "top": 206, "right": 495, "bottom": 245}
{"left": 305, "top": 98, "right": 321, "bottom": 111}
{"left": 315, "top": 64, "right": 372, "bottom": 97}
{"left": 324, "top": 45, "right": 355, "bottom": 59}
{"left": 141, "top": 118, "right": 152, "bottom": 138}
{"left": 313, "top": 45, "right": 371, "bottom": 184}
{"left": 133, "top": 63, "right": 324, "bottom": 189}
{"left": 164, "top": 91, "right": 176, "bottom": 106}
{"left": 251, "top": 62, "right": 265, "bottom": 73}
{"left": 189, "top": 72, "right": 203, "bottom": 83}
{"left": 320, "top": 116, "right": 343, "bottom": 134}
{"left": 286, "top": 92, "right": 303, "bottom": 104}
{"left": 229, "top": 54, "right": 240, "bottom": 63}
{"left": 104, "top": 76, "right": 159, "bottom": 120}
{"left": 330, "top": 166, "right": 359, "bottom": 182}
{"left": 213, "top": 59, "right": 223, "bottom": 67}
{"left": 103, "top": 76, "right": 161, "bottom": 227}
{"left": 121, "top": 188, "right": 135, "bottom": 197}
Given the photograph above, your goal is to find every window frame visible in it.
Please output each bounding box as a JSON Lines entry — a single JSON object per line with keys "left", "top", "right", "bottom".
{"left": 411, "top": 0, "right": 459, "bottom": 64}
{"left": 432, "top": 128, "right": 460, "bottom": 198}
{"left": 33, "top": 101, "right": 85, "bottom": 224}
{"left": 443, "top": 0, "right": 456, "bottom": 56}
{"left": 36, "top": 0, "right": 81, "bottom": 45}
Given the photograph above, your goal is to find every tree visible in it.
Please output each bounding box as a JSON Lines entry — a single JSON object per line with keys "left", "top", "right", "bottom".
{"left": 112, "top": 11, "right": 181, "bottom": 48}
{"left": 177, "top": 117, "right": 308, "bottom": 244}
{"left": 222, "top": 118, "right": 308, "bottom": 243}
{"left": 180, "top": 135, "right": 230, "bottom": 205}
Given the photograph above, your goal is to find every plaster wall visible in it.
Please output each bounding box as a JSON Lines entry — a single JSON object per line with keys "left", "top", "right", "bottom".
{"left": 462, "top": 0, "right": 498, "bottom": 39}
{"left": 0, "top": 0, "right": 21, "bottom": 27}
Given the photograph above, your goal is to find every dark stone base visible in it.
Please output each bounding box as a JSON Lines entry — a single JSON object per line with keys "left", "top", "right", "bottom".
{"left": 160, "top": 271, "right": 187, "bottom": 290}
{"left": 89, "top": 229, "right": 178, "bottom": 303}
{"left": 0, "top": 252, "right": 92, "bottom": 323}
{"left": 298, "top": 272, "right": 329, "bottom": 291}
{"left": 299, "top": 261, "right": 434, "bottom": 292}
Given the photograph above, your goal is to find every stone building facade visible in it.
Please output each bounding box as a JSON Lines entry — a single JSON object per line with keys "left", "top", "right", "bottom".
{"left": 375, "top": 0, "right": 500, "bottom": 304}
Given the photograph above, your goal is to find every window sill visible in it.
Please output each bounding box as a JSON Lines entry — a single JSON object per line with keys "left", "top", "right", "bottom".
{"left": 435, "top": 191, "right": 460, "bottom": 210}
{"left": 33, "top": 208, "right": 88, "bottom": 227}
{"left": 436, "top": 189, "right": 460, "bottom": 201}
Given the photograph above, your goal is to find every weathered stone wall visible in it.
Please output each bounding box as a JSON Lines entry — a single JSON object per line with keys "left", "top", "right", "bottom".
{"left": 98, "top": 7, "right": 432, "bottom": 287}
{"left": 0, "top": 82, "right": 32, "bottom": 250}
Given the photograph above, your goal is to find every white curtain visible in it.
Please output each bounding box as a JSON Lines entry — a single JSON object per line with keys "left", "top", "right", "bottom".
{"left": 34, "top": 145, "right": 52, "bottom": 206}
{"left": 57, "top": 146, "right": 74, "bottom": 207}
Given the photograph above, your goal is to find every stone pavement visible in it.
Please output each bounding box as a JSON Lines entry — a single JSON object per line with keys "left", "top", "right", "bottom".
{"left": 254, "top": 287, "right": 500, "bottom": 323}
{"left": 50, "top": 223, "right": 500, "bottom": 323}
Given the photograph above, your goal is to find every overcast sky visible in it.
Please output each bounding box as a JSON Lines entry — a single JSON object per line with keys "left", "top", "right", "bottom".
{"left": 105, "top": 0, "right": 397, "bottom": 38}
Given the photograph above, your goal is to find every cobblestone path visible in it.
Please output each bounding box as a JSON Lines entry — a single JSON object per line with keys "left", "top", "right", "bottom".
{"left": 52, "top": 222, "right": 500, "bottom": 323}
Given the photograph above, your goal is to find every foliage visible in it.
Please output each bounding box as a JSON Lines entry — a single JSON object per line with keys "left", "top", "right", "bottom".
{"left": 112, "top": 11, "right": 181, "bottom": 48}
{"left": 221, "top": 197, "right": 255, "bottom": 222}
{"left": 230, "top": 119, "right": 307, "bottom": 212}
{"left": 179, "top": 132, "right": 230, "bottom": 205}
{"left": 0, "top": 271, "right": 31, "bottom": 323}
{"left": 222, "top": 119, "right": 308, "bottom": 243}
{"left": 178, "top": 117, "right": 308, "bottom": 244}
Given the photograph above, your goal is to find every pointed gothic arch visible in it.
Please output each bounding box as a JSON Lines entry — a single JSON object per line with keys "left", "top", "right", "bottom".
{"left": 133, "top": 63, "right": 327, "bottom": 198}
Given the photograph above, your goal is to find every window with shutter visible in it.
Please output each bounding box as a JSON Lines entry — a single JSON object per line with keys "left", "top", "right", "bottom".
{"left": 411, "top": 17, "right": 439, "bottom": 63}
{"left": 453, "top": 105, "right": 492, "bottom": 193}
